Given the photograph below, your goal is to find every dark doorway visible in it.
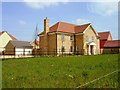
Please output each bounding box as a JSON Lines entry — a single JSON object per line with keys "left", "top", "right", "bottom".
{"left": 90, "top": 45, "right": 93, "bottom": 54}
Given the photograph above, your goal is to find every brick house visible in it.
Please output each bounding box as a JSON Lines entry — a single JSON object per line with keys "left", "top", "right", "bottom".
{"left": 38, "top": 18, "right": 100, "bottom": 55}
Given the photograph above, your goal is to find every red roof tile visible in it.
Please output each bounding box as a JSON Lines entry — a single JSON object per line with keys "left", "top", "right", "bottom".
{"left": 98, "top": 31, "right": 111, "bottom": 40}
{"left": 39, "top": 22, "right": 91, "bottom": 35}
{"left": 49, "top": 22, "right": 75, "bottom": 33}
{"left": 75, "top": 23, "right": 91, "bottom": 33}
{"left": 0, "top": 31, "right": 17, "bottom": 40}
{"left": 49, "top": 22, "right": 60, "bottom": 32}
{"left": 104, "top": 40, "right": 120, "bottom": 48}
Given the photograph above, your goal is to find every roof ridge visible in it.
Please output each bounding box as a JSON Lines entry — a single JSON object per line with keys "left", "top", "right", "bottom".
{"left": 76, "top": 23, "right": 91, "bottom": 27}
{"left": 0, "top": 31, "right": 17, "bottom": 40}
{"left": 10, "top": 40, "right": 30, "bottom": 42}
{"left": 106, "top": 40, "right": 120, "bottom": 41}
{"left": 45, "top": 21, "right": 94, "bottom": 34}
{"left": 98, "top": 31, "right": 110, "bottom": 33}
{"left": 8, "top": 33, "right": 17, "bottom": 40}
{"left": 58, "top": 21, "right": 76, "bottom": 26}
{"left": 57, "top": 22, "right": 60, "bottom": 32}
{"left": 50, "top": 22, "right": 60, "bottom": 27}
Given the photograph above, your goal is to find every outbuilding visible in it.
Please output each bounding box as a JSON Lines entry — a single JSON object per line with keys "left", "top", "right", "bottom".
{"left": 98, "top": 31, "right": 112, "bottom": 54}
{"left": 103, "top": 40, "right": 120, "bottom": 54}
{"left": 5, "top": 40, "right": 33, "bottom": 55}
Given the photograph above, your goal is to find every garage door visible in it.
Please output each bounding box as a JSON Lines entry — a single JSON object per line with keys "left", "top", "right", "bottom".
{"left": 15, "top": 48, "right": 24, "bottom": 55}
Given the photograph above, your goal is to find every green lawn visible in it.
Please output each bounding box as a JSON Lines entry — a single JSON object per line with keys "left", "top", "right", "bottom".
{"left": 2, "top": 54, "right": 119, "bottom": 88}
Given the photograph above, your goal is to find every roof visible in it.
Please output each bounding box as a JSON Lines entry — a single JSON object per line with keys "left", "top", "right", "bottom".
{"left": 38, "top": 32, "right": 44, "bottom": 35}
{"left": 9, "top": 40, "right": 33, "bottom": 48}
{"left": 75, "top": 23, "right": 91, "bottom": 33}
{"left": 49, "top": 22, "right": 75, "bottom": 33}
{"left": 38, "top": 22, "right": 91, "bottom": 35}
{"left": 104, "top": 40, "right": 120, "bottom": 48}
{"left": 0, "top": 31, "right": 17, "bottom": 40}
{"left": 0, "top": 32, "right": 3, "bottom": 36}
{"left": 8, "top": 33, "right": 17, "bottom": 40}
{"left": 98, "top": 31, "right": 111, "bottom": 40}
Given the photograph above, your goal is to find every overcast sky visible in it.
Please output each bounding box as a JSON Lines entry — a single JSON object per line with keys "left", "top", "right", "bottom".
{"left": 1, "top": 0, "right": 119, "bottom": 41}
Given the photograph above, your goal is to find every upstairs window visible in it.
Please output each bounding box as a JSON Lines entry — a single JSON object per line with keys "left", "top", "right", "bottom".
{"left": 92, "top": 36, "right": 94, "bottom": 41}
{"left": 86, "top": 36, "right": 89, "bottom": 42}
{"left": 70, "top": 36, "right": 74, "bottom": 41}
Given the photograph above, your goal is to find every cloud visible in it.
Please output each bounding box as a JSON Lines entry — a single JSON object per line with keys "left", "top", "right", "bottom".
{"left": 24, "top": 0, "right": 69, "bottom": 9}
{"left": 87, "top": 2, "right": 118, "bottom": 16}
{"left": 75, "top": 18, "right": 90, "bottom": 25}
{"left": 19, "top": 20, "right": 26, "bottom": 25}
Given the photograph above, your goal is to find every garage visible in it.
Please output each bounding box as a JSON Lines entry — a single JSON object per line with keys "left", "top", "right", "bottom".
{"left": 5, "top": 40, "right": 33, "bottom": 55}
{"left": 103, "top": 40, "right": 120, "bottom": 54}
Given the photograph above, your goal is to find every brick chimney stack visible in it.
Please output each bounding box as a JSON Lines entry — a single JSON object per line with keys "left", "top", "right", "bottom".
{"left": 43, "top": 17, "right": 50, "bottom": 55}
{"left": 44, "top": 17, "right": 50, "bottom": 33}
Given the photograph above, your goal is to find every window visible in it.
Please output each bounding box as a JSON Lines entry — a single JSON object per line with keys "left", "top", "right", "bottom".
{"left": 70, "top": 46, "right": 73, "bottom": 52}
{"left": 61, "top": 34, "right": 65, "bottom": 41}
{"left": 86, "top": 36, "right": 89, "bottom": 42}
{"left": 92, "top": 36, "right": 94, "bottom": 41}
{"left": 70, "top": 36, "right": 74, "bottom": 41}
{"left": 61, "top": 46, "right": 65, "bottom": 52}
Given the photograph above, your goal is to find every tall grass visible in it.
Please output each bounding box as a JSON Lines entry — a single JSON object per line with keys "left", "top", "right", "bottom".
{"left": 2, "top": 54, "right": 119, "bottom": 88}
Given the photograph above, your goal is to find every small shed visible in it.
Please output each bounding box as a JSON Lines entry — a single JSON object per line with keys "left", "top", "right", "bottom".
{"left": 103, "top": 40, "right": 120, "bottom": 54}
{"left": 5, "top": 40, "right": 33, "bottom": 55}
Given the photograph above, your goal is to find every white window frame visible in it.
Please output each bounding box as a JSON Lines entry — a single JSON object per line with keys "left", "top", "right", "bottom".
{"left": 92, "top": 36, "right": 94, "bottom": 41}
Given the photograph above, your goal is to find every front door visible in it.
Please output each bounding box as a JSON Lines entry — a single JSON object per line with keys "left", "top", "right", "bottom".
{"left": 90, "top": 45, "right": 93, "bottom": 54}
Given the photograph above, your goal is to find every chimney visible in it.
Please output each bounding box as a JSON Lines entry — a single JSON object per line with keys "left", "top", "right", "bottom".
{"left": 44, "top": 17, "right": 50, "bottom": 33}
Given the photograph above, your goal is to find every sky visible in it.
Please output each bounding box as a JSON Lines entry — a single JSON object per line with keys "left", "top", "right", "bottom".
{"left": 1, "top": 0, "right": 119, "bottom": 41}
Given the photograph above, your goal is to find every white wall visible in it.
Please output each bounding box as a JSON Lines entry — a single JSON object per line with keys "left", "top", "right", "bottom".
{"left": 15, "top": 48, "right": 24, "bottom": 55}
{"left": 0, "top": 32, "right": 12, "bottom": 52}
{"left": 15, "top": 48, "right": 32, "bottom": 55}
{"left": 25, "top": 48, "right": 32, "bottom": 55}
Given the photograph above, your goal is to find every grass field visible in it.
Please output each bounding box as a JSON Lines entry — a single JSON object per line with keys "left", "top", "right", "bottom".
{"left": 2, "top": 54, "right": 119, "bottom": 88}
